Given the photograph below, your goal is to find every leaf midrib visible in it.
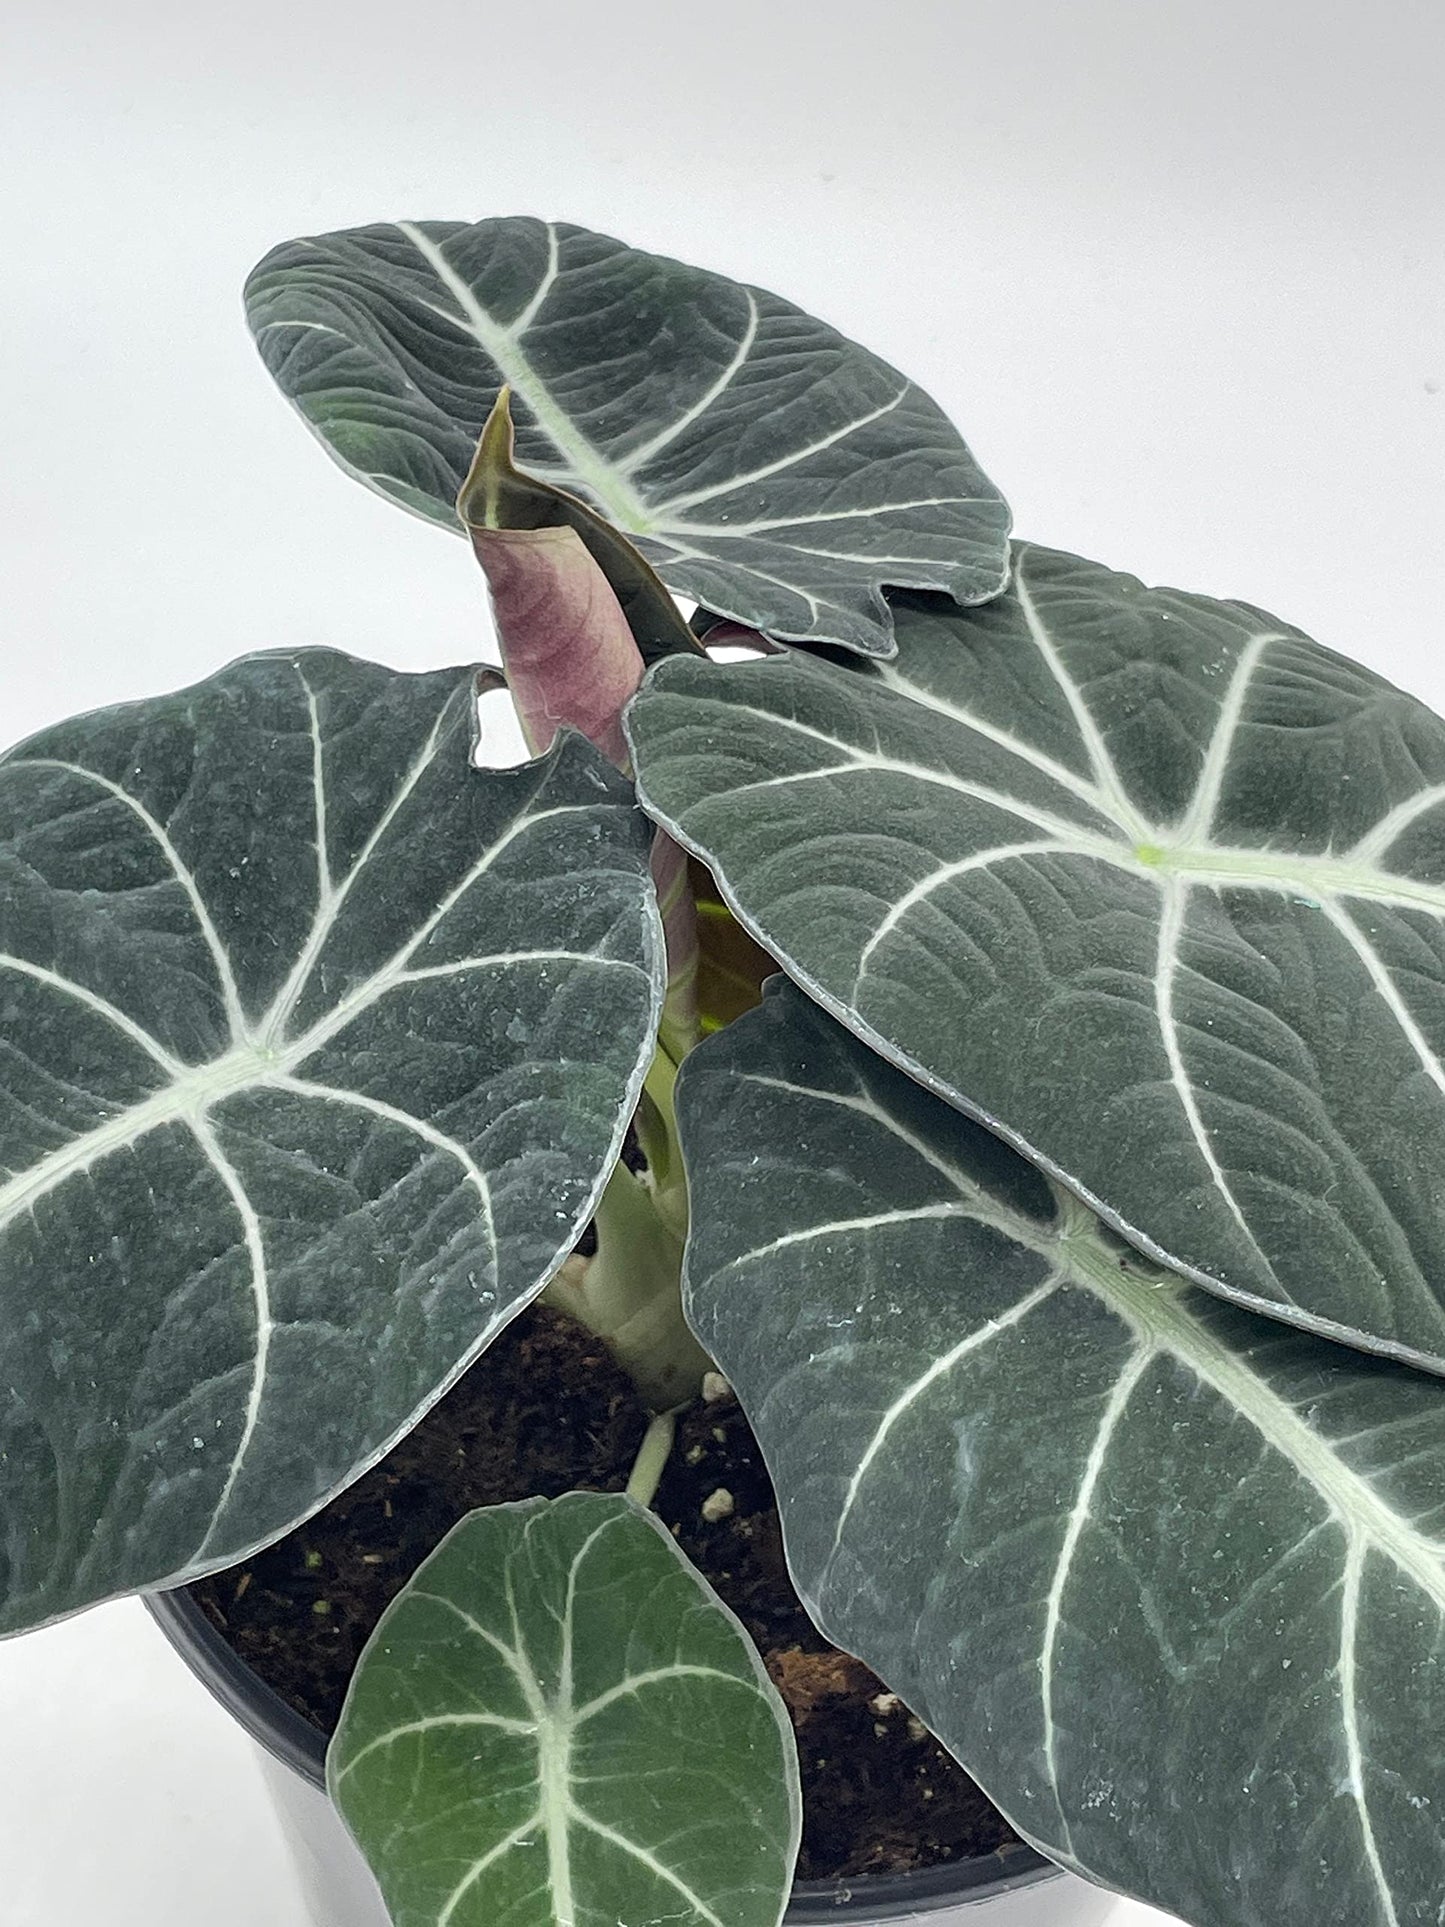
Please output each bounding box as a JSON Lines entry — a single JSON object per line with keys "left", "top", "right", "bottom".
{"left": 408, "top": 1514, "right": 746, "bottom": 1927}
{"left": 741, "top": 1070, "right": 1445, "bottom": 1620}
{"left": 394, "top": 222, "right": 653, "bottom": 533}
{"left": 0, "top": 946, "right": 641, "bottom": 1233}
{"left": 1138, "top": 840, "right": 1445, "bottom": 913}
{"left": 1063, "top": 1222, "right": 1445, "bottom": 1608}
{"left": 0, "top": 1040, "right": 283, "bottom": 1224}
{"left": 660, "top": 701, "right": 1445, "bottom": 916}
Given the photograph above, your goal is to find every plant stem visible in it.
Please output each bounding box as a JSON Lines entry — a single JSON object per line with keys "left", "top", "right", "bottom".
{"left": 625, "top": 1409, "right": 677, "bottom": 1509}
{"left": 542, "top": 1157, "right": 709, "bottom": 1409}
{"left": 634, "top": 1045, "right": 689, "bottom": 1239}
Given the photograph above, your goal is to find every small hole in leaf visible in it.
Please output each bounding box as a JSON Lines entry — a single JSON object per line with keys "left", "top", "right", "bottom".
{"left": 709, "top": 639, "right": 772, "bottom": 663}
{"left": 706, "top": 627, "right": 778, "bottom": 663}
{"left": 474, "top": 681, "right": 532, "bottom": 769}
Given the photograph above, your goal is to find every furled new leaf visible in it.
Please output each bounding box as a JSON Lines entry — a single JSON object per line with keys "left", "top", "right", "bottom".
{"left": 456, "top": 398, "right": 706, "bottom": 1071}
{"left": 245, "top": 217, "right": 1010, "bottom": 655}
{"left": 631, "top": 543, "right": 1445, "bottom": 1372}
{"left": 680, "top": 980, "right": 1445, "bottom": 1927}
{"left": 460, "top": 386, "right": 701, "bottom": 672}
{"left": 329, "top": 1493, "right": 800, "bottom": 1927}
{"left": 0, "top": 650, "right": 661, "bottom": 1632}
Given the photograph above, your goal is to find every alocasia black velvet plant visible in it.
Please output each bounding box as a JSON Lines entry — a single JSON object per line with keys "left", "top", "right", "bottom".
{"left": 2, "top": 216, "right": 1443, "bottom": 1927}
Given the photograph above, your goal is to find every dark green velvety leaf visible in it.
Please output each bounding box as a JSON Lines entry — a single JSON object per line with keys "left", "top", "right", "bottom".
{"left": 245, "top": 217, "right": 1009, "bottom": 656}
{"left": 680, "top": 980, "right": 1445, "bottom": 1927}
{"left": 0, "top": 651, "right": 661, "bottom": 1631}
{"left": 631, "top": 542, "right": 1445, "bottom": 1372}
{"left": 329, "top": 1493, "right": 799, "bottom": 1927}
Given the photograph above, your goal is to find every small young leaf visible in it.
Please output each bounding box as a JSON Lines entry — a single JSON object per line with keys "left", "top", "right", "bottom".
{"left": 631, "top": 543, "right": 1445, "bottom": 1374}
{"left": 458, "top": 394, "right": 704, "bottom": 1062}
{"left": 680, "top": 981, "right": 1445, "bottom": 1927}
{"left": 461, "top": 387, "right": 700, "bottom": 671}
{"left": 0, "top": 651, "right": 662, "bottom": 1631}
{"left": 245, "top": 217, "right": 1010, "bottom": 656}
{"left": 329, "top": 1493, "right": 801, "bottom": 1927}
{"left": 470, "top": 520, "right": 646, "bottom": 765}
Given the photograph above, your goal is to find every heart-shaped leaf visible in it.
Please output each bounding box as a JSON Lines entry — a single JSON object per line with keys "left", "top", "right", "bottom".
{"left": 680, "top": 980, "right": 1445, "bottom": 1927}
{"left": 630, "top": 543, "right": 1445, "bottom": 1372}
{"left": 329, "top": 1493, "right": 800, "bottom": 1927}
{"left": 245, "top": 217, "right": 1010, "bottom": 656}
{"left": 0, "top": 651, "right": 661, "bottom": 1632}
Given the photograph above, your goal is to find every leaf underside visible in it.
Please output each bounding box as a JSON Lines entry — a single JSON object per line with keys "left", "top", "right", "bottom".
{"left": 680, "top": 980, "right": 1445, "bottom": 1927}
{"left": 630, "top": 542, "right": 1445, "bottom": 1373}
{"left": 244, "top": 216, "right": 1010, "bottom": 656}
{"left": 0, "top": 651, "right": 661, "bottom": 1632}
{"left": 329, "top": 1493, "right": 800, "bottom": 1927}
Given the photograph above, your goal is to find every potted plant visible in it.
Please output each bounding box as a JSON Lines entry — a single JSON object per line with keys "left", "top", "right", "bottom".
{"left": 2, "top": 214, "right": 1442, "bottom": 1927}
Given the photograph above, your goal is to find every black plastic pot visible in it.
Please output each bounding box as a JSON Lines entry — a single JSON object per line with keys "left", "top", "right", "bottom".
{"left": 146, "top": 1585, "right": 1081, "bottom": 1924}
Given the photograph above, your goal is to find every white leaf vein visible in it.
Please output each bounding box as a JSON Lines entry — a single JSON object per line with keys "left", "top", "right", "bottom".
{"left": 262, "top": 690, "right": 454, "bottom": 1044}
{"left": 297, "top": 663, "right": 332, "bottom": 901}
{"left": 571, "top": 1663, "right": 755, "bottom": 1726}
{"left": 435, "top": 1812, "right": 546, "bottom": 1927}
{"left": 1322, "top": 902, "right": 1445, "bottom": 1096}
{"left": 405, "top": 1588, "right": 547, "bottom": 1722}
{"left": 189, "top": 1112, "right": 272, "bottom": 1552}
{"left": 1039, "top": 1346, "right": 1151, "bottom": 1853}
{"left": 7, "top": 757, "right": 248, "bottom": 1040}
{"left": 1175, "top": 631, "right": 1279, "bottom": 845}
{"left": 648, "top": 384, "right": 911, "bottom": 518}
{"left": 394, "top": 220, "right": 647, "bottom": 530}
{"left": 828, "top": 1271, "right": 1063, "bottom": 1561}
{"left": 851, "top": 839, "right": 1066, "bottom": 1001}
{"left": 274, "top": 1074, "right": 498, "bottom": 1269}
{"left": 664, "top": 494, "right": 985, "bottom": 539}
{"left": 1011, "top": 547, "right": 1148, "bottom": 841}
{"left": 616, "top": 289, "right": 760, "bottom": 479}
{"left": 1350, "top": 782, "right": 1445, "bottom": 867}
{"left": 1339, "top": 1540, "right": 1400, "bottom": 1927}
{"left": 566, "top": 1806, "right": 729, "bottom": 1927}
{"left": 0, "top": 953, "right": 183, "bottom": 1077}
{"left": 1153, "top": 878, "right": 1257, "bottom": 1244}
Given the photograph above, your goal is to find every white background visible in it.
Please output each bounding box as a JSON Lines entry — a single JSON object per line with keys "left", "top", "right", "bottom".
{"left": 0, "top": 1, "right": 1441, "bottom": 1922}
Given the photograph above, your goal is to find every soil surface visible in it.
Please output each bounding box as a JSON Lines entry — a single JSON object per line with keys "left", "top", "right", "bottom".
{"left": 193, "top": 1306, "right": 1019, "bottom": 1883}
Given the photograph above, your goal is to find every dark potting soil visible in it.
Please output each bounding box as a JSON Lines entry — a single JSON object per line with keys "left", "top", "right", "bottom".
{"left": 192, "top": 1305, "right": 1018, "bottom": 1883}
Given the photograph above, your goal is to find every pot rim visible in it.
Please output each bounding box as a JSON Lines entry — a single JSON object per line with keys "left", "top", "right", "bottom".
{"left": 145, "top": 1585, "right": 1055, "bottom": 1921}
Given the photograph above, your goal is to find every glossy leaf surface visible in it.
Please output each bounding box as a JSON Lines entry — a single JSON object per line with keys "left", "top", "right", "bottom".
{"left": 330, "top": 1493, "right": 799, "bottom": 1927}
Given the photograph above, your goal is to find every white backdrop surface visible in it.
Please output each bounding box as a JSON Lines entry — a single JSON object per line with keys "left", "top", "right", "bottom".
{"left": 0, "top": 0, "right": 1440, "bottom": 1921}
